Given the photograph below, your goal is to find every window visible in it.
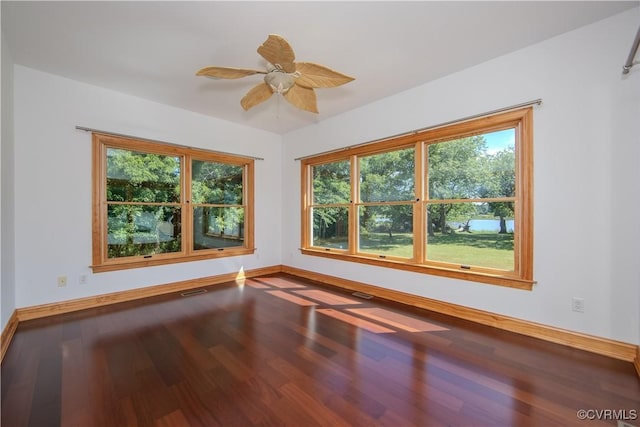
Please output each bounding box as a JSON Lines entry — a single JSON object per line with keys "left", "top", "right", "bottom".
{"left": 92, "top": 133, "right": 254, "bottom": 272}
{"left": 358, "top": 148, "right": 415, "bottom": 258}
{"left": 301, "top": 108, "right": 534, "bottom": 289}
{"left": 311, "top": 160, "right": 350, "bottom": 250}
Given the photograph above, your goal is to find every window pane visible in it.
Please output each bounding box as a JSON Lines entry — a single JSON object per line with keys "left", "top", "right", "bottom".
{"left": 312, "top": 161, "right": 350, "bottom": 204}
{"left": 193, "top": 207, "right": 245, "bottom": 250}
{"left": 358, "top": 205, "right": 413, "bottom": 258}
{"left": 192, "top": 161, "right": 243, "bottom": 205}
{"left": 427, "top": 129, "right": 515, "bottom": 200}
{"left": 426, "top": 203, "right": 514, "bottom": 270}
{"left": 312, "top": 207, "right": 348, "bottom": 249}
{"left": 360, "top": 148, "right": 415, "bottom": 202}
{"left": 107, "top": 205, "right": 181, "bottom": 258}
{"left": 107, "top": 148, "right": 180, "bottom": 203}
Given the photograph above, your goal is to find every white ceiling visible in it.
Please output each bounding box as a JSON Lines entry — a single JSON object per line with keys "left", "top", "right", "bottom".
{"left": 2, "top": 1, "right": 637, "bottom": 134}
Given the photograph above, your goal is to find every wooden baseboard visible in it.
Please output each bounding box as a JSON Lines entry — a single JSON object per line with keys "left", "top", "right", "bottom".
{"left": 281, "top": 265, "right": 638, "bottom": 363}
{"left": 6, "top": 263, "right": 639, "bottom": 378}
{"left": 16, "top": 265, "right": 282, "bottom": 322}
{"left": 1, "top": 310, "right": 19, "bottom": 363}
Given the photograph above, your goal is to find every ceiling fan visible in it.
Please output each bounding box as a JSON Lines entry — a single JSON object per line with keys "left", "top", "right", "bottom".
{"left": 196, "top": 34, "right": 354, "bottom": 113}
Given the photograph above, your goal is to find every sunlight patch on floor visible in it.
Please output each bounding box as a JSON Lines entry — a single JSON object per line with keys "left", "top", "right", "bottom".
{"left": 317, "top": 309, "right": 395, "bottom": 334}
{"left": 293, "top": 290, "right": 362, "bottom": 305}
{"left": 347, "top": 308, "right": 448, "bottom": 332}
{"left": 266, "top": 290, "right": 318, "bottom": 306}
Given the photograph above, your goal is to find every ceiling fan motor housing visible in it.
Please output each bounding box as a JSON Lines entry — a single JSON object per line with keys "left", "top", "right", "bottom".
{"left": 264, "top": 70, "right": 296, "bottom": 94}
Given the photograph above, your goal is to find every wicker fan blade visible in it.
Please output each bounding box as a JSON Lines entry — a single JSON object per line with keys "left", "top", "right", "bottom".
{"left": 295, "top": 62, "right": 355, "bottom": 89}
{"left": 196, "top": 66, "right": 265, "bottom": 79}
{"left": 257, "top": 34, "right": 296, "bottom": 73}
{"left": 240, "top": 83, "right": 274, "bottom": 111}
{"left": 283, "top": 85, "right": 318, "bottom": 113}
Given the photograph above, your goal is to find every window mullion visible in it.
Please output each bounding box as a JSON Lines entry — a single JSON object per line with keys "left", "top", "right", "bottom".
{"left": 413, "top": 141, "right": 425, "bottom": 264}
{"left": 183, "top": 155, "right": 192, "bottom": 256}
{"left": 349, "top": 155, "right": 358, "bottom": 255}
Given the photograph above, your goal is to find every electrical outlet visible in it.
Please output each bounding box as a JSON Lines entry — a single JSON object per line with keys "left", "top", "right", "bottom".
{"left": 571, "top": 297, "right": 584, "bottom": 313}
{"left": 79, "top": 274, "right": 88, "bottom": 285}
{"left": 57, "top": 276, "right": 67, "bottom": 287}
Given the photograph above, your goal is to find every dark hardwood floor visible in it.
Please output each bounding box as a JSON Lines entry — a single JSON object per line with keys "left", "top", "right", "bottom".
{"left": 2, "top": 274, "right": 639, "bottom": 426}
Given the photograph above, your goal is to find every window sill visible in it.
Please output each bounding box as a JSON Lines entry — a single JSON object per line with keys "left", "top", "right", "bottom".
{"left": 92, "top": 248, "right": 256, "bottom": 273}
{"left": 301, "top": 248, "right": 535, "bottom": 291}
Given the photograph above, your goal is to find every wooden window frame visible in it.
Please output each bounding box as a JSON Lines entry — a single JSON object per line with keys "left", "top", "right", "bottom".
{"left": 92, "top": 133, "right": 254, "bottom": 273}
{"left": 301, "top": 107, "right": 534, "bottom": 290}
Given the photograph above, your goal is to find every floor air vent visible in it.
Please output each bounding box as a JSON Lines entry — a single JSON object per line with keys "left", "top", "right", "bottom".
{"left": 181, "top": 289, "right": 207, "bottom": 297}
{"left": 352, "top": 291, "right": 374, "bottom": 300}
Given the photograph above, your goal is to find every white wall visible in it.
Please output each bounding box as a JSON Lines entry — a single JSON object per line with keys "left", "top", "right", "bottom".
{"left": 282, "top": 8, "right": 640, "bottom": 344}
{"left": 12, "top": 66, "right": 283, "bottom": 308}
{"left": 1, "top": 26, "right": 17, "bottom": 330}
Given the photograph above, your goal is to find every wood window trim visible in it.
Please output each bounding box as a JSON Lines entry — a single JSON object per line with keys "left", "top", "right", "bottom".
{"left": 301, "top": 107, "right": 534, "bottom": 290}
{"left": 91, "top": 133, "right": 255, "bottom": 273}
